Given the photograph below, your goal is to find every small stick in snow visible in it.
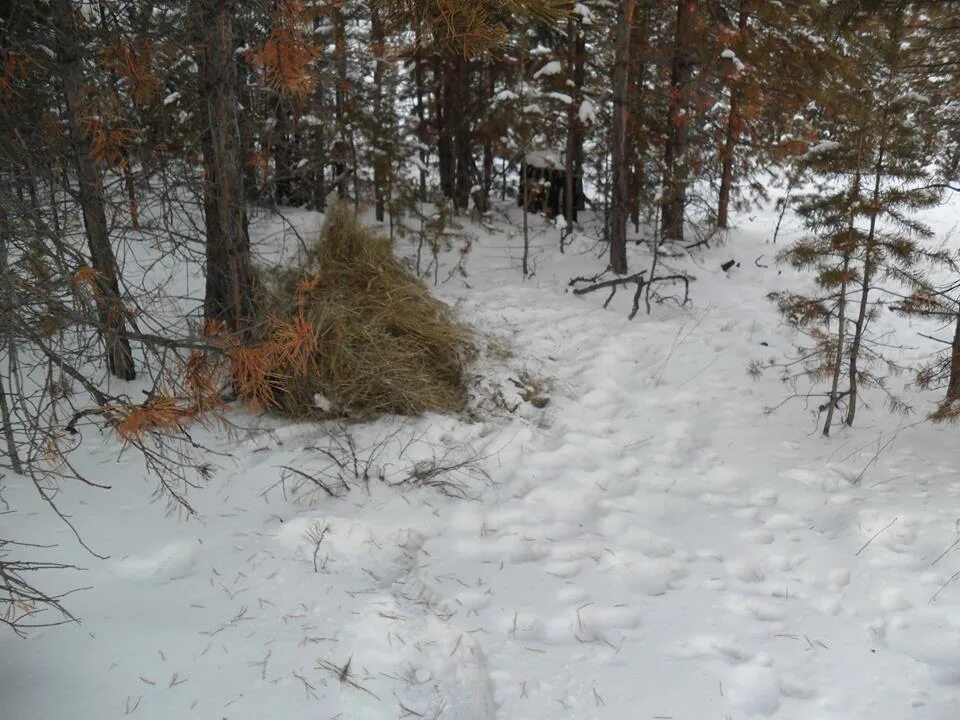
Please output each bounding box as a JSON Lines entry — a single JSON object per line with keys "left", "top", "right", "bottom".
{"left": 291, "top": 670, "right": 318, "bottom": 700}
{"left": 930, "top": 568, "right": 960, "bottom": 604}
{"left": 855, "top": 517, "right": 898, "bottom": 557}
{"left": 248, "top": 649, "right": 271, "bottom": 680}
{"left": 576, "top": 602, "right": 593, "bottom": 633}
{"left": 930, "top": 532, "right": 960, "bottom": 567}
{"left": 317, "top": 657, "right": 381, "bottom": 701}
{"left": 397, "top": 697, "right": 426, "bottom": 718}
{"left": 123, "top": 696, "right": 142, "bottom": 715}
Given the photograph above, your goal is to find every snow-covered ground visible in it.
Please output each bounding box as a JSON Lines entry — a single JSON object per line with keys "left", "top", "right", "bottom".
{"left": 4, "top": 198, "right": 960, "bottom": 719}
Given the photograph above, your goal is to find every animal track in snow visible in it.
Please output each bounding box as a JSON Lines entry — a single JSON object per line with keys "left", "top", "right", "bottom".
{"left": 112, "top": 540, "right": 198, "bottom": 582}
{"left": 726, "top": 663, "right": 783, "bottom": 716}
{"left": 725, "top": 594, "right": 787, "bottom": 622}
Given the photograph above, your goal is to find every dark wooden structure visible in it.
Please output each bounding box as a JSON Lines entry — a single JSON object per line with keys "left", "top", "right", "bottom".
{"left": 517, "top": 151, "right": 584, "bottom": 221}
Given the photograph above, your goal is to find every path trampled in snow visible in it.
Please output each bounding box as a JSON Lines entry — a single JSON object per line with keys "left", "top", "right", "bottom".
{"left": 4, "top": 207, "right": 960, "bottom": 719}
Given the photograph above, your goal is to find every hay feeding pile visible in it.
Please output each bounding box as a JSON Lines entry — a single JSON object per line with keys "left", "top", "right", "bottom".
{"left": 248, "top": 208, "right": 474, "bottom": 418}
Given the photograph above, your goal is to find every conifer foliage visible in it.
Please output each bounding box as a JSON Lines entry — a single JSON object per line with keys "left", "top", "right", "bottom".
{"left": 770, "top": 5, "right": 943, "bottom": 435}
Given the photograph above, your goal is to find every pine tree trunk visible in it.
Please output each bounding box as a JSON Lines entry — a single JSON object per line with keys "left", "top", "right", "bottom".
{"left": 0, "top": 210, "right": 24, "bottom": 474}
{"left": 414, "top": 45, "right": 429, "bottom": 202}
{"left": 481, "top": 63, "right": 495, "bottom": 212}
{"left": 371, "top": 5, "right": 387, "bottom": 222}
{"left": 610, "top": 0, "right": 638, "bottom": 275}
{"left": 846, "top": 142, "right": 886, "bottom": 428}
{"left": 716, "top": 1, "right": 748, "bottom": 230}
{"left": 311, "top": 75, "right": 328, "bottom": 211}
{"left": 453, "top": 57, "right": 473, "bottom": 211}
{"left": 627, "top": 3, "right": 650, "bottom": 233}
{"left": 193, "top": 0, "right": 255, "bottom": 335}
{"left": 236, "top": 40, "right": 260, "bottom": 203}
{"left": 662, "top": 0, "right": 697, "bottom": 243}
{"left": 437, "top": 62, "right": 456, "bottom": 201}
{"left": 333, "top": 5, "right": 349, "bottom": 198}
{"left": 52, "top": 0, "right": 136, "bottom": 381}
{"left": 946, "top": 306, "right": 960, "bottom": 404}
{"left": 824, "top": 259, "right": 849, "bottom": 438}
{"left": 273, "top": 96, "right": 292, "bottom": 205}
{"left": 564, "top": 16, "right": 581, "bottom": 226}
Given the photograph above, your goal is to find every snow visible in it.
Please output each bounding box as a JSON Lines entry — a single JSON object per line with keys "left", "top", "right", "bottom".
{"left": 524, "top": 149, "right": 560, "bottom": 169}
{"left": 721, "top": 48, "right": 747, "bottom": 72}
{"left": 807, "top": 140, "right": 841, "bottom": 156}
{"left": 897, "top": 91, "right": 931, "bottom": 104}
{"left": 573, "top": 3, "right": 594, "bottom": 23}
{"left": 492, "top": 89, "right": 519, "bottom": 102}
{"left": 5, "top": 196, "right": 960, "bottom": 720}
{"left": 579, "top": 98, "right": 597, "bottom": 124}
{"left": 162, "top": 92, "right": 181, "bottom": 106}
{"left": 533, "top": 61, "right": 563, "bottom": 79}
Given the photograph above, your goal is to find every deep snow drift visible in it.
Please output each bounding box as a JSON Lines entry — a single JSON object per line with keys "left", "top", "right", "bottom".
{"left": 3, "top": 200, "right": 960, "bottom": 720}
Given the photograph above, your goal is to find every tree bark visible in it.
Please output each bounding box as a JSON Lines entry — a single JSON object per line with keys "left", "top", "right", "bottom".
{"left": 564, "top": 15, "right": 585, "bottom": 226}
{"left": 946, "top": 306, "right": 960, "bottom": 404}
{"left": 273, "top": 95, "right": 292, "bottom": 205}
{"left": 627, "top": 2, "right": 650, "bottom": 233}
{"left": 52, "top": 0, "right": 136, "bottom": 380}
{"left": 437, "top": 61, "right": 456, "bottom": 201}
{"left": 414, "top": 43, "right": 429, "bottom": 202}
{"left": 371, "top": 4, "right": 388, "bottom": 221}
{"left": 332, "top": 4, "right": 349, "bottom": 199}
{"left": 846, "top": 138, "right": 886, "bottom": 428}
{"left": 717, "top": 1, "right": 749, "bottom": 230}
{"left": 0, "top": 210, "right": 24, "bottom": 474}
{"left": 823, "top": 257, "right": 849, "bottom": 438}
{"left": 661, "top": 0, "right": 697, "bottom": 243}
{"left": 193, "top": 0, "right": 255, "bottom": 335}
{"left": 453, "top": 57, "right": 473, "bottom": 211}
{"left": 610, "top": 0, "right": 638, "bottom": 274}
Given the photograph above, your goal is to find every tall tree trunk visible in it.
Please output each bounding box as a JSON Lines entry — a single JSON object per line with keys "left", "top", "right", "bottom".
{"left": 481, "top": 63, "right": 495, "bottom": 212}
{"left": 273, "top": 96, "right": 292, "bottom": 205}
{"left": 717, "top": 1, "right": 749, "bottom": 230}
{"left": 52, "top": 0, "right": 136, "bottom": 381}
{"left": 235, "top": 21, "right": 260, "bottom": 203}
{"left": 311, "top": 80, "right": 328, "bottom": 210}
{"left": 371, "top": 4, "right": 387, "bottom": 221}
{"left": 453, "top": 57, "right": 473, "bottom": 211}
{"left": 564, "top": 15, "right": 584, "bottom": 226}
{"left": 661, "top": 0, "right": 697, "bottom": 243}
{"left": 333, "top": 5, "right": 349, "bottom": 198}
{"left": 610, "top": 0, "right": 638, "bottom": 274}
{"left": 414, "top": 44, "right": 429, "bottom": 202}
{"left": 627, "top": 2, "right": 650, "bottom": 233}
{"left": 0, "top": 209, "right": 23, "bottom": 474}
{"left": 946, "top": 305, "right": 960, "bottom": 404}
{"left": 193, "top": 0, "right": 255, "bottom": 335}
{"left": 437, "top": 61, "right": 456, "bottom": 201}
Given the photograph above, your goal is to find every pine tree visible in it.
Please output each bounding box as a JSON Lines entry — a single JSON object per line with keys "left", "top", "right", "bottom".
{"left": 771, "top": 6, "right": 941, "bottom": 436}
{"left": 52, "top": 0, "right": 137, "bottom": 380}
{"left": 190, "top": 0, "right": 256, "bottom": 335}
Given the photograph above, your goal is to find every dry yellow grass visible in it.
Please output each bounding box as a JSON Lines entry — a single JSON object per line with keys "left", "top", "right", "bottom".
{"left": 248, "top": 207, "right": 474, "bottom": 418}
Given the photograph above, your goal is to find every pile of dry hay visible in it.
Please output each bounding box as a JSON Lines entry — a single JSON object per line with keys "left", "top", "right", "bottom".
{"left": 252, "top": 208, "right": 474, "bottom": 418}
